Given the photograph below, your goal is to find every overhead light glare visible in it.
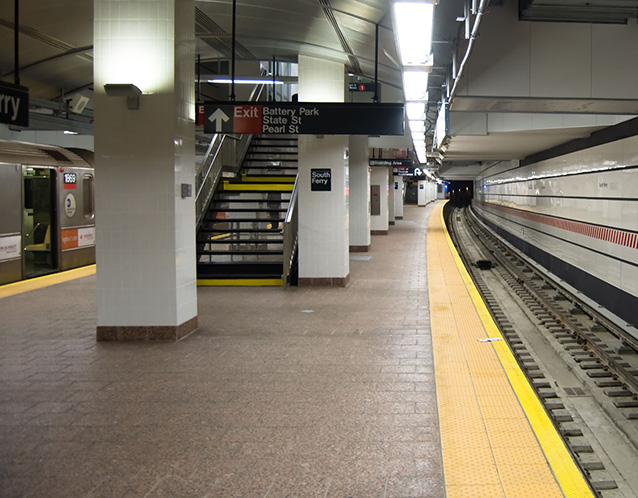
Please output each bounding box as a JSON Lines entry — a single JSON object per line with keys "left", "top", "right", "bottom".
{"left": 394, "top": 2, "right": 434, "bottom": 66}
{"left": 406, "top": 101, "right": 426, "bottom": 120}
{"left": 402, "top": 70, "right": 429, "bottom": 101}
{"left": 409, "top": 120, "right": 425, "bottom": 132}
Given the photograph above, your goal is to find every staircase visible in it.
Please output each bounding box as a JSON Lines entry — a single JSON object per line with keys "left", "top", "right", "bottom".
{"left": 196, "top": 135, "right": 298, "bottom": 286}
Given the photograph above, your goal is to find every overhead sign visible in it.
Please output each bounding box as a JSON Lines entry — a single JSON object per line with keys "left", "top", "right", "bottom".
{"left": 311, "top": 169, "right": 331, "bottom": 191}
{"left": 369, "top": 159, "right": 412, "bottom": 167}
{"left": 204, "top": 102, "right": 404, "bottom": 136}
{"left": 0, "top": 81, "right": 29, "bottom": 127}
{"left": 348, "top": 83, "right": 375, "bottom": 92}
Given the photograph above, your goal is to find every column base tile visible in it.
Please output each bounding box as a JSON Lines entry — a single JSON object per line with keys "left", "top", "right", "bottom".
{"left": 349, "top": 245, "right": 370, "bottom": 253}
{"left": 389, "top": 221, "right": 395, "bottom": 225}
{"left": 96, "top": 316, "right": 198, "bottom": 342}
{"left": 371, "top": 230, "right": 389, "bottom": 235}
{"left": 298, "top": 274, "right": 350, "bottom": 287}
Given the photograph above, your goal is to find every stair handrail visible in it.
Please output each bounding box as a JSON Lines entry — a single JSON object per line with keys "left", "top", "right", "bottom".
{"left": 282, "top": 176, "right": 299, "bottom": 287}
{"left": 195, "top": 82, "right": 266, "bottom": 229}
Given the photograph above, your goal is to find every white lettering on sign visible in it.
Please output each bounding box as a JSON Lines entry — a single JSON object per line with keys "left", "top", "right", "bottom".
{"left": 0, "top": 94, "right": 21, "bottom": 121}
{"left": 311, "top": 170, "right": 330, "bottom": 184}
{"left": 234, "top": 106, "right": 259, "bottom": 118}
{"left": 299, "top": 107, "right": 319, "bottom": 116}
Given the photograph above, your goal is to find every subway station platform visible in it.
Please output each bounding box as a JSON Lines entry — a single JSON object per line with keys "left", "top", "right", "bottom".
{"left": 0, "top": 203, "right": 592, "bottom": 497}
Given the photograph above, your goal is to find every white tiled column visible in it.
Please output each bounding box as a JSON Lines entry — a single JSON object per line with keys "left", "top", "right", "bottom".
{"left": 418, "top": 180, "right": 427, "bottom": 206}
{"left": 94, "top": 0, "right": 197, "bottom": 341}
{"left": 297, "top": 56, "right": 350, "bottom": 286}
{"left": 394, "top": 175, "right": 404, "bottom": 219}
{"left": 370, "top": 167, "right": 389, "bottom": 235}
{"left": 349, "top": 136, "right": 370, "bottom": 252}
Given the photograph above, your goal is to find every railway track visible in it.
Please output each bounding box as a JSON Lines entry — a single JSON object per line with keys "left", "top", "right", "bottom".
{"left": 446, "top": 205, "right": 638, "bottom": 498}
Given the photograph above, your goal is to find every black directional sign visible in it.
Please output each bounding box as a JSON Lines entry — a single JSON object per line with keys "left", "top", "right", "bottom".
{"left": 0, "top": 81, "right": 29, "bottom": 127}
{"left": 204, "top": 102, "right": 404, "bottom": 136}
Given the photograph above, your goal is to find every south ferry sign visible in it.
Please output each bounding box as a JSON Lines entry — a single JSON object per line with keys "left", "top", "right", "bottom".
{"left": 204, "top": 102, "right": 404, "bottom": 136}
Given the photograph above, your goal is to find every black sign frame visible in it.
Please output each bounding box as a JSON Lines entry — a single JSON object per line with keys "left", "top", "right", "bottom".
{"left": 311, "top": 168, "right": 332, "bottom": 192}
{"left": 204, "top": 102, "right": 404, "bottom": 136}
{"left": 0, "top": 81, "right": 29, "bottom": 127}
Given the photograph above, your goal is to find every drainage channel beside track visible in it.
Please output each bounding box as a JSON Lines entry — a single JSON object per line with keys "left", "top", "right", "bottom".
{"left": 446, "top": 205, "right": 638, "bottom": 498}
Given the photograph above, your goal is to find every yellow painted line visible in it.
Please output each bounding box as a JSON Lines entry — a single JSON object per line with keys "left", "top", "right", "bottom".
{"left": 0, "top": 264, "right": 96, "bottom": 299}
{"left": 222, "top": 181, "right": 293, "bottom": 192}
{"left": 197, "top": 278, "right": 283, "bottom": 287}
{"left": 428, "top": 201, "right": 594, "bottom": 498}
{"left": 241, "top": 175, "right": 296, "bottom": 183}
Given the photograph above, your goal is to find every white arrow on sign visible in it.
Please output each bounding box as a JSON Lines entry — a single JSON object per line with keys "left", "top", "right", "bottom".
{"left": 208, "top": 108, "right": 230, "bottom": 132}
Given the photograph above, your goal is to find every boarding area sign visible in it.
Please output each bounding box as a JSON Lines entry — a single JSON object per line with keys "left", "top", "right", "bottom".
{"left": 204, "top": 102, "right": 404, "bottom": 136}
{"left": 0, "top": 81, "right": 29, "bottom": 127}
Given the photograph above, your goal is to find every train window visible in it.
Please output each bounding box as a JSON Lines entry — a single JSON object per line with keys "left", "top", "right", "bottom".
{"left": 83, "top": 174, "right": 94, "bottom": 219}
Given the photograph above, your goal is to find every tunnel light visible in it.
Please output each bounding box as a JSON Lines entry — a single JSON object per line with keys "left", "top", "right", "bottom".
{"left": 393, "top": 2, "right": 434, "bottom": 67}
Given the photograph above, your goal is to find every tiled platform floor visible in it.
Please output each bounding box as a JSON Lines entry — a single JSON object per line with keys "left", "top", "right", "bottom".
{"left": 0, "top": 204, "right": 443, "bottom": 497}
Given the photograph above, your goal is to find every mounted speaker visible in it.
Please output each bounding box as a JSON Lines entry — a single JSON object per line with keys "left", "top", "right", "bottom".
{"left": 69, "top": 94, "right": 90, "bottom": 114}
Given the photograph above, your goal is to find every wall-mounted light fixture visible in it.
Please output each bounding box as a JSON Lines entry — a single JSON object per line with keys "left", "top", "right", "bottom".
{"left": 103, "top": 83, "right": 142, "bottom": 110}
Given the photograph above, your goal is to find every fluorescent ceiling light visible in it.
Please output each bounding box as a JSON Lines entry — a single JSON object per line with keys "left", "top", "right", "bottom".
{"left": 208, "top": 78, "right": 284, "bottom": 85}
{"left": 394, "top": 2, "right": 434, "bottom": 67}
{"left": 411, "top": 131, "right": 425, "bottom": 141}
{"left": 402, "top": 70, "right": 429, "bottom": 101}
{"left": 409, "top": 120, "right": 425, "bottom": 132}
{"left": 406, "top": 101, "right": 426, "bottom": 120}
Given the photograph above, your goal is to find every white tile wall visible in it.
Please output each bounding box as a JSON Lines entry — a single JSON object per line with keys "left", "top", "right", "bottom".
{"left": 460, "top": 0, "right": 638, "bottom": 100}
{"left": 370, "top": 167, "right": 389, "bottom": 231}
{"left": 475, "top": 135, "right": 638, "bottom": 304}
{"left": 349, "top": 136, "right": 371, "bottom": 247}
{"left": 297, "top": 56, "right": 350, "bottom": 279}
{"left": 94, "top": 0, "right": 197, "bottom": 327}
{"left": 298, "top": 135, "right": 350, "bottom": 278}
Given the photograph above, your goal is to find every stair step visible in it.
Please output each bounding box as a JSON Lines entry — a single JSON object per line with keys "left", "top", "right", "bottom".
{"left": 208, "top": 208, "right": 288, "bottom": 213}
{"left": 198, "top": 249, "right": 284, "bottom": 256}
{"left": 200, "top": 228, "right": 282, "bottom": 234}
{"left": 240, "top": 175, "right": 296, "bottom": 183}
{"left": 204, "top": 218, "right": 285, "bottom": 223}
{"left": 197, "top": 261, "right": 283, "bottom": 278}
{"left": 212, "top": 198, "right": 291, "bottom": 204}
{"left": 199, "top": 238, "right": 284, "bottom": 244}
{"left": 222, "top": 182, "right": 294, "bottom": 192}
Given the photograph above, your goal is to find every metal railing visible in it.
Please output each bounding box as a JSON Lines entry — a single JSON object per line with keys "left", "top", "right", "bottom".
{"left": 195, "top": 83, "right": 266, "bottom": 229}
{"left": 282, "top": 177, "right": 299, "bottom": 287}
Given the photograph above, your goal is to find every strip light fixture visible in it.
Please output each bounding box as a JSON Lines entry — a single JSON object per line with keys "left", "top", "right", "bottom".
{"left": 393, "top": 1, "right": 436, "bottom": 165}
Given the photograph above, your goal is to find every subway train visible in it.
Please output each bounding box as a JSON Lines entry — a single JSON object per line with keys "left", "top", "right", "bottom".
{"left": 0, "top": 139, "right": 95, "bottom": 286}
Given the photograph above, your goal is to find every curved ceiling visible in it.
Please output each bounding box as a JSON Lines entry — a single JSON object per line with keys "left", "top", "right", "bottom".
{"left": 1, "top": 0, "right": 638, "bottom": 181}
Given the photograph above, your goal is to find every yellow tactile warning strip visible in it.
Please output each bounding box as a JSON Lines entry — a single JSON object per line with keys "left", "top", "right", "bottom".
{"left": 197, "top": 278, "right": 283, "bottom": 287}
{"left": 0, "top": 264, "right": 96, "bottom": 299}
{"left": 427, "top": 201, "right": 594, "bottom": 498}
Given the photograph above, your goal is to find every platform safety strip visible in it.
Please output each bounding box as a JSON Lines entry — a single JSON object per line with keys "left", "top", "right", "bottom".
{"left": 0, "top": 264, "right": 96, "bottom": 299}
{"left": 427, "top": 202, "right": 594, "bottom": 498}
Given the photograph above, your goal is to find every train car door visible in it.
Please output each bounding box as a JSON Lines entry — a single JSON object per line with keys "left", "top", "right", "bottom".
{"left": 22, "top": 166, "right": 57, "bottom": 277}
